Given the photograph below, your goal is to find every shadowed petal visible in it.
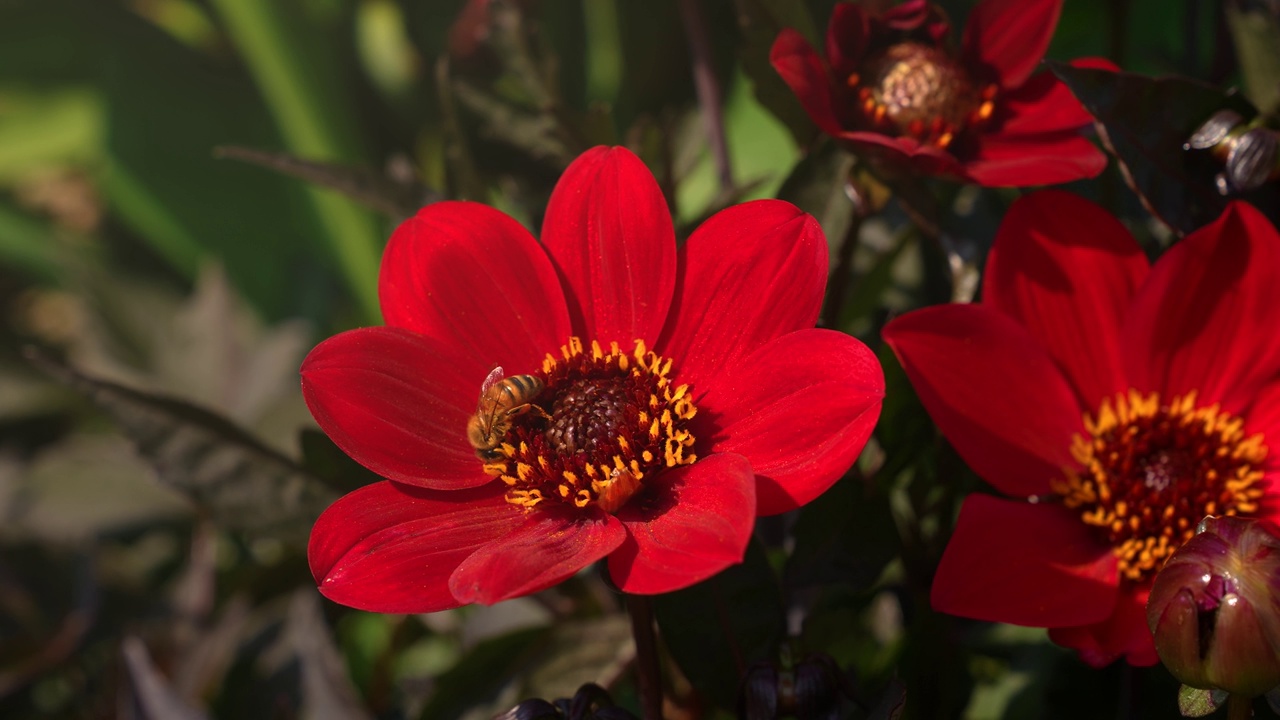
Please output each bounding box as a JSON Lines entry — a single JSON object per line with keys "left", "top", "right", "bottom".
{"left": 771, "top": 29, "right": 847, "bottom": 136}
{"left": 449, "top": 506, "right": 626, "bottom": 605}
{"left": 1049, "top": 586, "right": 1160, "bottom": 667}
{"left": 1124, "top": 201, "right": 1280, "bottom": 414}
{"left": 697, "top": 329, "right": 883, "bottom": 516}
{"left": 825, "top": 2, "right": 870, "bottom": 78}
{"left": 932, "top": 494, "right": 1117, "bottom": 626}
{"left": 882, "top": 304, "right": 1084, "bottom": 497}
{"left": 983, "top": 190, "right": 1149, "bottom": 409}
{"left": 837, "top": 130, "right": 968, "bottom": 178}
{"left": 379, "top": 201, "right": 571, "bottom": 372}
{"left": 541, "top": 146, "right": 676, "bottom": 346}
{"left": 996, "top": 60, "right": 1114, "bottom": 135}
{"left": 964, "top": 133, "right": 1107, "bottom": 187}
{"left": 658, "top": 200, "right": 826, "bottom": 393}
{"left": 301, "top": 327, "right": 491, "bottom": 490}
{"left": 607, "top": 453, "right": 755, "bottom": 594}
{"left": 962, "top": 0, "right": 1063, "bottom": 89}
{"left": 308, "top": 481, "right": 513, "bottom": 614}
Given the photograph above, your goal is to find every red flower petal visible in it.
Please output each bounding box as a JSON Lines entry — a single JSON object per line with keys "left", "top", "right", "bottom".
{"left": 308, "top": 481, "right": 514, "bottom": 614}
{"left": 983, "top": 190, "right": 1149, "bottom": 409}
{"left": 379, "top": 201, "right": 571, "bottom": 372}
{"left": 881, "top": 0, "right": 934, "bottom": 30}
{"left": 607, "top": 453, "right": 756, "bottom": 594}
{"left": 996, "top": 64, "right": 1100, "bottom": 136}
{"left": 658, "top": 200, "right": 826, "bottom": 392}
{"left": 1246, "top": 381, "right": 1280, "bottom": 457}
{"left": 882, "top": 304, "right": 1084, "bottom": 497}
{"left": 962, "top": 0, "right": 1063, "bottom": 89}
{"left": 770, "top": 29, "right": 847, "bottom": 136}
{"left": 541, "top": 146, "right": 676, "bottom": 345}
{"left": 301, "top": 327, "right": 490, "bottom": 490}
{"left": 824, "top": 2, "right": 870, "bottom": 78}
{"left": 698, "top": 329, "right": 884, "bottom": 516}
{"left": 1124, "top": 201, "right": 1280, "bottom": 414}
{"left": 1048, "top": 585, "right": 1159, "bottom": 667}
{"left": 837, "top": 131, "right": 968, "bottom": 178}
{"left": 963, "top": 133, "right": 1106, "bottom": 187}
{"left": 448, "top": 506, "right": 626, "bottom": 605}
{"left": 931, "top": 494, "right": 1117, "bottom": 626}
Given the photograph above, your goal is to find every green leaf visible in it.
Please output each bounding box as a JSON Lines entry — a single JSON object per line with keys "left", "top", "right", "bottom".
{"left": 83, "top": 3, "right": 353, "bottom": 321}
{"left": 418, "top": 627, "right": 552, "bottom": 720}
{"left": 0, "top": 87, "right": 102, "bottom": 184}
{"left": 522, "top": 615, "right": 633, "bottom": 702}
{"left": 1177, "top": 684, "right": 1226, "bottom": 718}
{"left": 451, "top": 79, "right": 574, "bottom": 165}
{"left": 208, "top": 0, "right": 385, "bottom": 322}
{"left": 26, "top": 349, "right": 335, "bottom": 545}
{"left": 775, "top": 140, "right": 856, "bottom": 251}
{"left": 215, "top": 145, "right": 437, "bottom": 222}
{"left": 839, "top": 226, "right": 911, "bottom": 329}
{"left": 299, "top": 428, "right": 383, "bottom": 494}
{"left": 872, "top": 345, "right": 937, "bottom": 485}
{"left": 786, "top": 476, "right": 900, "bottom": 593}
{"left": 1225, "top": 1, "right": 1280, "bottom": 115}
{"left": 9, "top": 433, "right": 191, "bottom": 543}
{"left": 1048, "top": 61, "right": 1258, "bottom": 236}
{"left": 0, "top": 201, "right": 64, "bottom": 282}
{"left": 653, "top": 539, "right": 786, "bottom": 710}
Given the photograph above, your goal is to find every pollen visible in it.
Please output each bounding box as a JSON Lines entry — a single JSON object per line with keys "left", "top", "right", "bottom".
{"left": 482, "top": 337, "right": 698, "bottom": 515}
{"left": 1053, "top": 389, "right": 1268, "bottom": 582}
{"left": 846, "top": 42, "right": 997, "bottom": 148}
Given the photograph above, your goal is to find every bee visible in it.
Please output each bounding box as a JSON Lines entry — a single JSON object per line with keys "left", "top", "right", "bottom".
{"left": 466, "top": 366, "right": 545, "bottom": 462}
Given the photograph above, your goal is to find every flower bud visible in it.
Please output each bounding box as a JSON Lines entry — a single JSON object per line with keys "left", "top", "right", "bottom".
{"left": 1147, "top": 516, "right": 1280, "bottom": 697}
{"left": 494, "top": 685, "right": 637, "bottom": 720}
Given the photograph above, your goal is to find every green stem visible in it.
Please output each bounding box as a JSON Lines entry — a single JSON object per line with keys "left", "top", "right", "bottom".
{"left": 820, "top": 185, "right": 865, "bottom": 329}
{"left": 209, "top": 0, "right": 383, "bottom": 323}
{"left": 626, "top": 595, "right": 665, "bottom": 720}
{"left": 678, "top": 0, "right": 733, "bottom": 195}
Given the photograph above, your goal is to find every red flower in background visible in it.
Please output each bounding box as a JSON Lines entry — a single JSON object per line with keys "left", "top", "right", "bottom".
{"left": 883, "top": 191, "right": 1280, "bottom": 666}
{"left": 770, "top": 0, "right": 1109, "bottom": 186}
{"left": 303, "top": 146, "right": 884, "bottom": 612}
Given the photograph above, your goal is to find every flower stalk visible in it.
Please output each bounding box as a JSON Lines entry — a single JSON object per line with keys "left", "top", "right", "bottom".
{"left": 627, "top": 595, "right": 665, "bottom": 720}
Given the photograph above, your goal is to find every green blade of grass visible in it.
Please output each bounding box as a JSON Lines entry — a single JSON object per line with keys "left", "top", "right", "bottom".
{"left": 209, "top": 0, "right": 384, "bottom": 323}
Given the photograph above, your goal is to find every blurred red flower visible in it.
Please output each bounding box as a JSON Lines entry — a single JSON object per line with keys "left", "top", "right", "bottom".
{"left": 302, "top": 146, "right": 884, "bottom": 612}
{"left": 770, "top": 0, "right": 1109, "bottom": 186}
{"left": 883, "top": 191, "right": 1280, "bottom": 666}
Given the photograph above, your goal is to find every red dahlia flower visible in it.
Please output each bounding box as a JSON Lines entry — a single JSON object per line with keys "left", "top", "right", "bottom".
{"left": 882, "top": 191, "right": 1280, "bottom": 666}
{"left": 302, "top": 146, "right": 884, "bottom": 612}
{"left": 770, "top": 0, "right": 1108, "bottom": 186}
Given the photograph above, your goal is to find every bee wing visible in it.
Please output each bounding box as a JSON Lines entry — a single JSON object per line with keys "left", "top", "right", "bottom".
{"left": 476, "top": 366, "right": 509, "bottom": 439}
{"left": 479, "top": 365, "right": 505, "bottom": 395}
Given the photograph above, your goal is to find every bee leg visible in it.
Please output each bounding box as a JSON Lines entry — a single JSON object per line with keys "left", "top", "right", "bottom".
{"left": 507, "top": 404, "right": 552, "bottom": 421}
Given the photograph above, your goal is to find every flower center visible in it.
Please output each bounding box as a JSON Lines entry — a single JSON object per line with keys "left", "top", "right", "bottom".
{"left": 1054, "top": 390, "right": 1268, "bottom": 582}
{"left": 481, "top": 337, "right": 698, "bottom": 514}
{"left": 845, "top": 42, "right": 997, "bottom": 148}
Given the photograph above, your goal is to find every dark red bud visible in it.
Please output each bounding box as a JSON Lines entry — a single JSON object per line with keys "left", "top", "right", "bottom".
{"left": 1147, "top": 516, "right": 1280, "bottom": 697}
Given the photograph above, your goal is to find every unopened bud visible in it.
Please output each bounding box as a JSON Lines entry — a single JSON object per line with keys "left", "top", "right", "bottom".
{"left": 1147, "top": 516, "right": 1280, "bottom": 697}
